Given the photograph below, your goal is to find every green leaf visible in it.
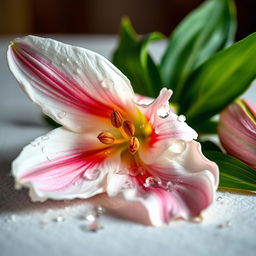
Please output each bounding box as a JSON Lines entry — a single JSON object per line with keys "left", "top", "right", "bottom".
{"left": 180, "top": 32, "right": 256, "bottom": 125}
{"left": 42, "top": 115, "right": 61, "bottom": 128}
{"left": 200, "top": 141, "right": 222, "bottom": 152}
{"left": 161, "top": 0, "right": 236, "bottom": 103}
{"left": 195, "top": 119, "right": 218, "bottom": 134}
{"left": 203, "top": 151, "right": 256, "bottom": 192}
{"left": 112, "top": 17, "right": 164, "bottom": 98}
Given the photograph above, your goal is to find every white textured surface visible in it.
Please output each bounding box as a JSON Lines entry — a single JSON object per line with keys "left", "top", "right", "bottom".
{"left": 0, "top": 35, "right": 256, "bottom": 256}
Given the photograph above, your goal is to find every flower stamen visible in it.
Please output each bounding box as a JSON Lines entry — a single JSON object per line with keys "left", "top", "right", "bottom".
{"left": 123, "top": 120, "right": 135, "bottom": 137}
{"left": 110, "top": 110, "right": 123, "bottom": 128}
{"left": 97, "top": 132, "right": 115, "bottom": 145}
{"left": 128, "top": 137, "right": 140, "bottom": 154}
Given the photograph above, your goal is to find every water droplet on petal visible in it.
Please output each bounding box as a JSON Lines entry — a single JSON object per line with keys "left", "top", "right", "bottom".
{"left": 115, "top": 169, "right": 127, "bottom": 175}
{"left": 144, "top": 176, "right": 162, "bottom": 188}
{"left": 95, "top": 205, "right": 105, "bottom": 216}
{"left": 82, "top": 220, "right": 103, "bottom": 232}
{"left": 100, "top": 78, "right": 114, "bottom": 89}
{"left": 83, "top": 169, "right": 100, "bottom": 180}
{"left": 76, "top": 68, "right": 81, "bottom": 74}
{"left": 46, "top": 153, "right": 55, "bottom": 161}
{"left": 169, "top": 140, "right": 186, "bottom": 154}
{"left": 66, "top": 58, "right": 70, "bottom": 62}
{"left": 41, "top": 135, "right": 49, "bottom": 141}
{"left": 177, "top": 115, "right": 186, "bottom": 122}
{"left": 57, "top": 111, "right": 66, "bottom": 119}
{"left": 166, "top": 181, "right": 175, "bottom": 192}
{"left": 157, "top": 104, "right": 170, "bottom": 118}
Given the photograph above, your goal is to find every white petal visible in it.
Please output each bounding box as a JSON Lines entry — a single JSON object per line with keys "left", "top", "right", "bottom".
{"left": 7, "top": 36, "right": 135, "bottom": 133}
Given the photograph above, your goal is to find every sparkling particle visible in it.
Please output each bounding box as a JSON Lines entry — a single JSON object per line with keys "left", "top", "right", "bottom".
{"left": 169, "top": 140, "right": 187, "bottom": 154}
{"left": 85, "top": 213, "right": 96, "bottom": 222}
{"left": 57, "top": 111, "right": 66, "bottom": 119}
{"left": 95, "top": 205, "right": 105, "bottom": 216}
{"left": 177, "top": 115, "right": 186, "bottom": 122}
{"left": 76, "top": 68, "right": 81, "bottom": 74}
{"left": 66, "top": 58, "right": 70, "bottom": 62}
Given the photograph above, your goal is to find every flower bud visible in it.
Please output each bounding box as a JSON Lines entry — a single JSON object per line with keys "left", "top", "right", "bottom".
{"left": 110, "top": 110, "right": 123, "bottom": 128}
{"left": 97, "top": 132, "right": 115, "bottom": 145}
{"left": 128, "top": 137, "right": 140, "bottom": 154}
{"left": 218, "top": 99, "right": 256, "bottom": 169}
{"left": 123, "top": 120, "right": 135, "bottom": 137}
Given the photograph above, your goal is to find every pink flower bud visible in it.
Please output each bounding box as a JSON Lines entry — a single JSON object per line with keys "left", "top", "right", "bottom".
{"left": 218, "top": 99, "right": 256, "bottom": 169}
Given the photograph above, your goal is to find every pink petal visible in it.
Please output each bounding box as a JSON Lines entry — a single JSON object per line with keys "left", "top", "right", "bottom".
{"left": 12, "top": 128, "right": 119, "bottom": 201}
{"left": 103, "top": 141, "right": 218, "bottom": 226}
{"left": 7, "top": 36, "right": 136, "bottom": 133}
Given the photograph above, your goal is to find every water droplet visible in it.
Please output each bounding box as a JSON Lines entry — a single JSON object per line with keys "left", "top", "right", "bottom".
{"left": 83, "top": 169, "right": 100, "bottom": 180}
{"left": 85, "top": 213, "right": 96, "bottom": 222}
{"left": 76, "top": 68, "right": 81, "bottom": 74}
{"left": 30, "top": 141, "right": 37, "bottom": 147}
{"left": 82, "top": 220, "right": 103, "bottom": 232}
{"left": 216, "top": 196, "right": 222, "bottom": 202}
{"left": 217, "top": 221, "right": 231, "bottom": 229}
{"left": 144, "top": 176, "right": 162, "bottom": 188}
{"left": 166, "top": 181, "right": 175, "bottom": 192}
{"left": 54, "top": 216, "right": 65, "bottom": 223}
{"left": 122, "top": 180, "right": 134, "bottom": 189}
{"left": 101, "top": 78, "right": 114, "bottom": 89}
{"left": 157, "top": 104, "right": 170, "bottom": 118}
{"left": 95, "top": 205, "right": 105, "bottom": 216}
{"left": 41, "top": 135, "right": 49, "bottom": 141}
{"left": 169, "top": 140, "right": 186, "bottom": 154}
{"left": 154, "top": 127, "right": 160, "bottom": 134}
{"left": 177, "top": 115, "right": 186, "bottom": 122}
{"left": 57, "top": 111, "right": 66, "bottom": 119}
{"left": 46, "top": 153, "right": 55, "bottom": 161}
{"left": 66, "top": 58, "right": 70, "bottom": 62}
{"left": 115, "top": 169, "right": 127, "bottom": 175}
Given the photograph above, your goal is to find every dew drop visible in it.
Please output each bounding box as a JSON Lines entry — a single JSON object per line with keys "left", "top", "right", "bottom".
{"left": 83, "top": 169, "right": 100, "bottom": 180}
{"left": 101, "top": 78, "right": 114, "bottom": 89}
{"left": 41, "top": 135, "right": 49, "bottom": 141}
{"left": 66, "top": 57, "right": 70, "bottom": 62}
{"left": 46, "top": 153, "right": 55, "bottom": 161}
{"left": 95, "top": 205, "right": 105, "bottom": 216}
{"left": 54, "top": 216, "right": 65, "bottom": 223}
{"left": 57, "top": 111, "right": 66, "bottom": 119}
{"left": 144, "top": 176, "right": 162, "bottom": 188}
{"left": 177, "top": 115, "right": 186, "bottom": 122}
{"left": 157, "top": 104, "right": 170, "bottom": 119}
{"left": 216, "top": 196, "right": 222, "bottom": 202}
{"left": 76, "top": 68, "right": 81, "bottom": 74}
{"left": 115, "top": 169, "right": 127, "bottom": 175}
{"left": 169, "top": 140, "right": 186, "bottom": 154}
{"left": 82, "top": 220, "right": 103, "bottom": 232}
{"left": 85, "top": 213, "right": 96, "bottom": 222}
{"left": 166, "top": 181, "right": 175, "bottom": 192}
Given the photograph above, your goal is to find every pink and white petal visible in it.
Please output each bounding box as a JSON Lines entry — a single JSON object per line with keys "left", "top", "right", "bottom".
{"left": 7, "top": 35, "right": 135, "bottom": 133}
{"left": 12, "top": 127, "right": 119, "bottom": 201}
{"left": 139, "top": 89, "right": 197, "bottom": 162}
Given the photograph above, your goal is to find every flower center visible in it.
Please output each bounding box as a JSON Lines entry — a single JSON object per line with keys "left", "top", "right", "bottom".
{"left": 97, "top": 109, "right": 151, "bottom": 155}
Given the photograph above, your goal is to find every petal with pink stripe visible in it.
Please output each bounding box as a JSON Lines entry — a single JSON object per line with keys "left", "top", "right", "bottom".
{"left": 12, "top": 127, "right": 120, "bottom": 201}
{"left": 7, "top": 36, "right": 136, "bottom": 133}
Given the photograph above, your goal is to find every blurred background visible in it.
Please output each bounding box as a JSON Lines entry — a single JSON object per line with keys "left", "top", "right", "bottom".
{"left": 0, "top": 0, "right": 255, "bottom": 40}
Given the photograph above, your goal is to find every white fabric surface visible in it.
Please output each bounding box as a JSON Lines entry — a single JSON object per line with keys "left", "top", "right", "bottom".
{"left": 0, "top": 35, "right": 256, "bottom": 256}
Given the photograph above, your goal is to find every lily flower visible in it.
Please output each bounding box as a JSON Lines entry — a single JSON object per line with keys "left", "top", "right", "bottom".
{"left": 218, "top": 99, "right": 256, "bottom": 169}
{"left": 7, "top": 36, "right": 218, "bottom": 226}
